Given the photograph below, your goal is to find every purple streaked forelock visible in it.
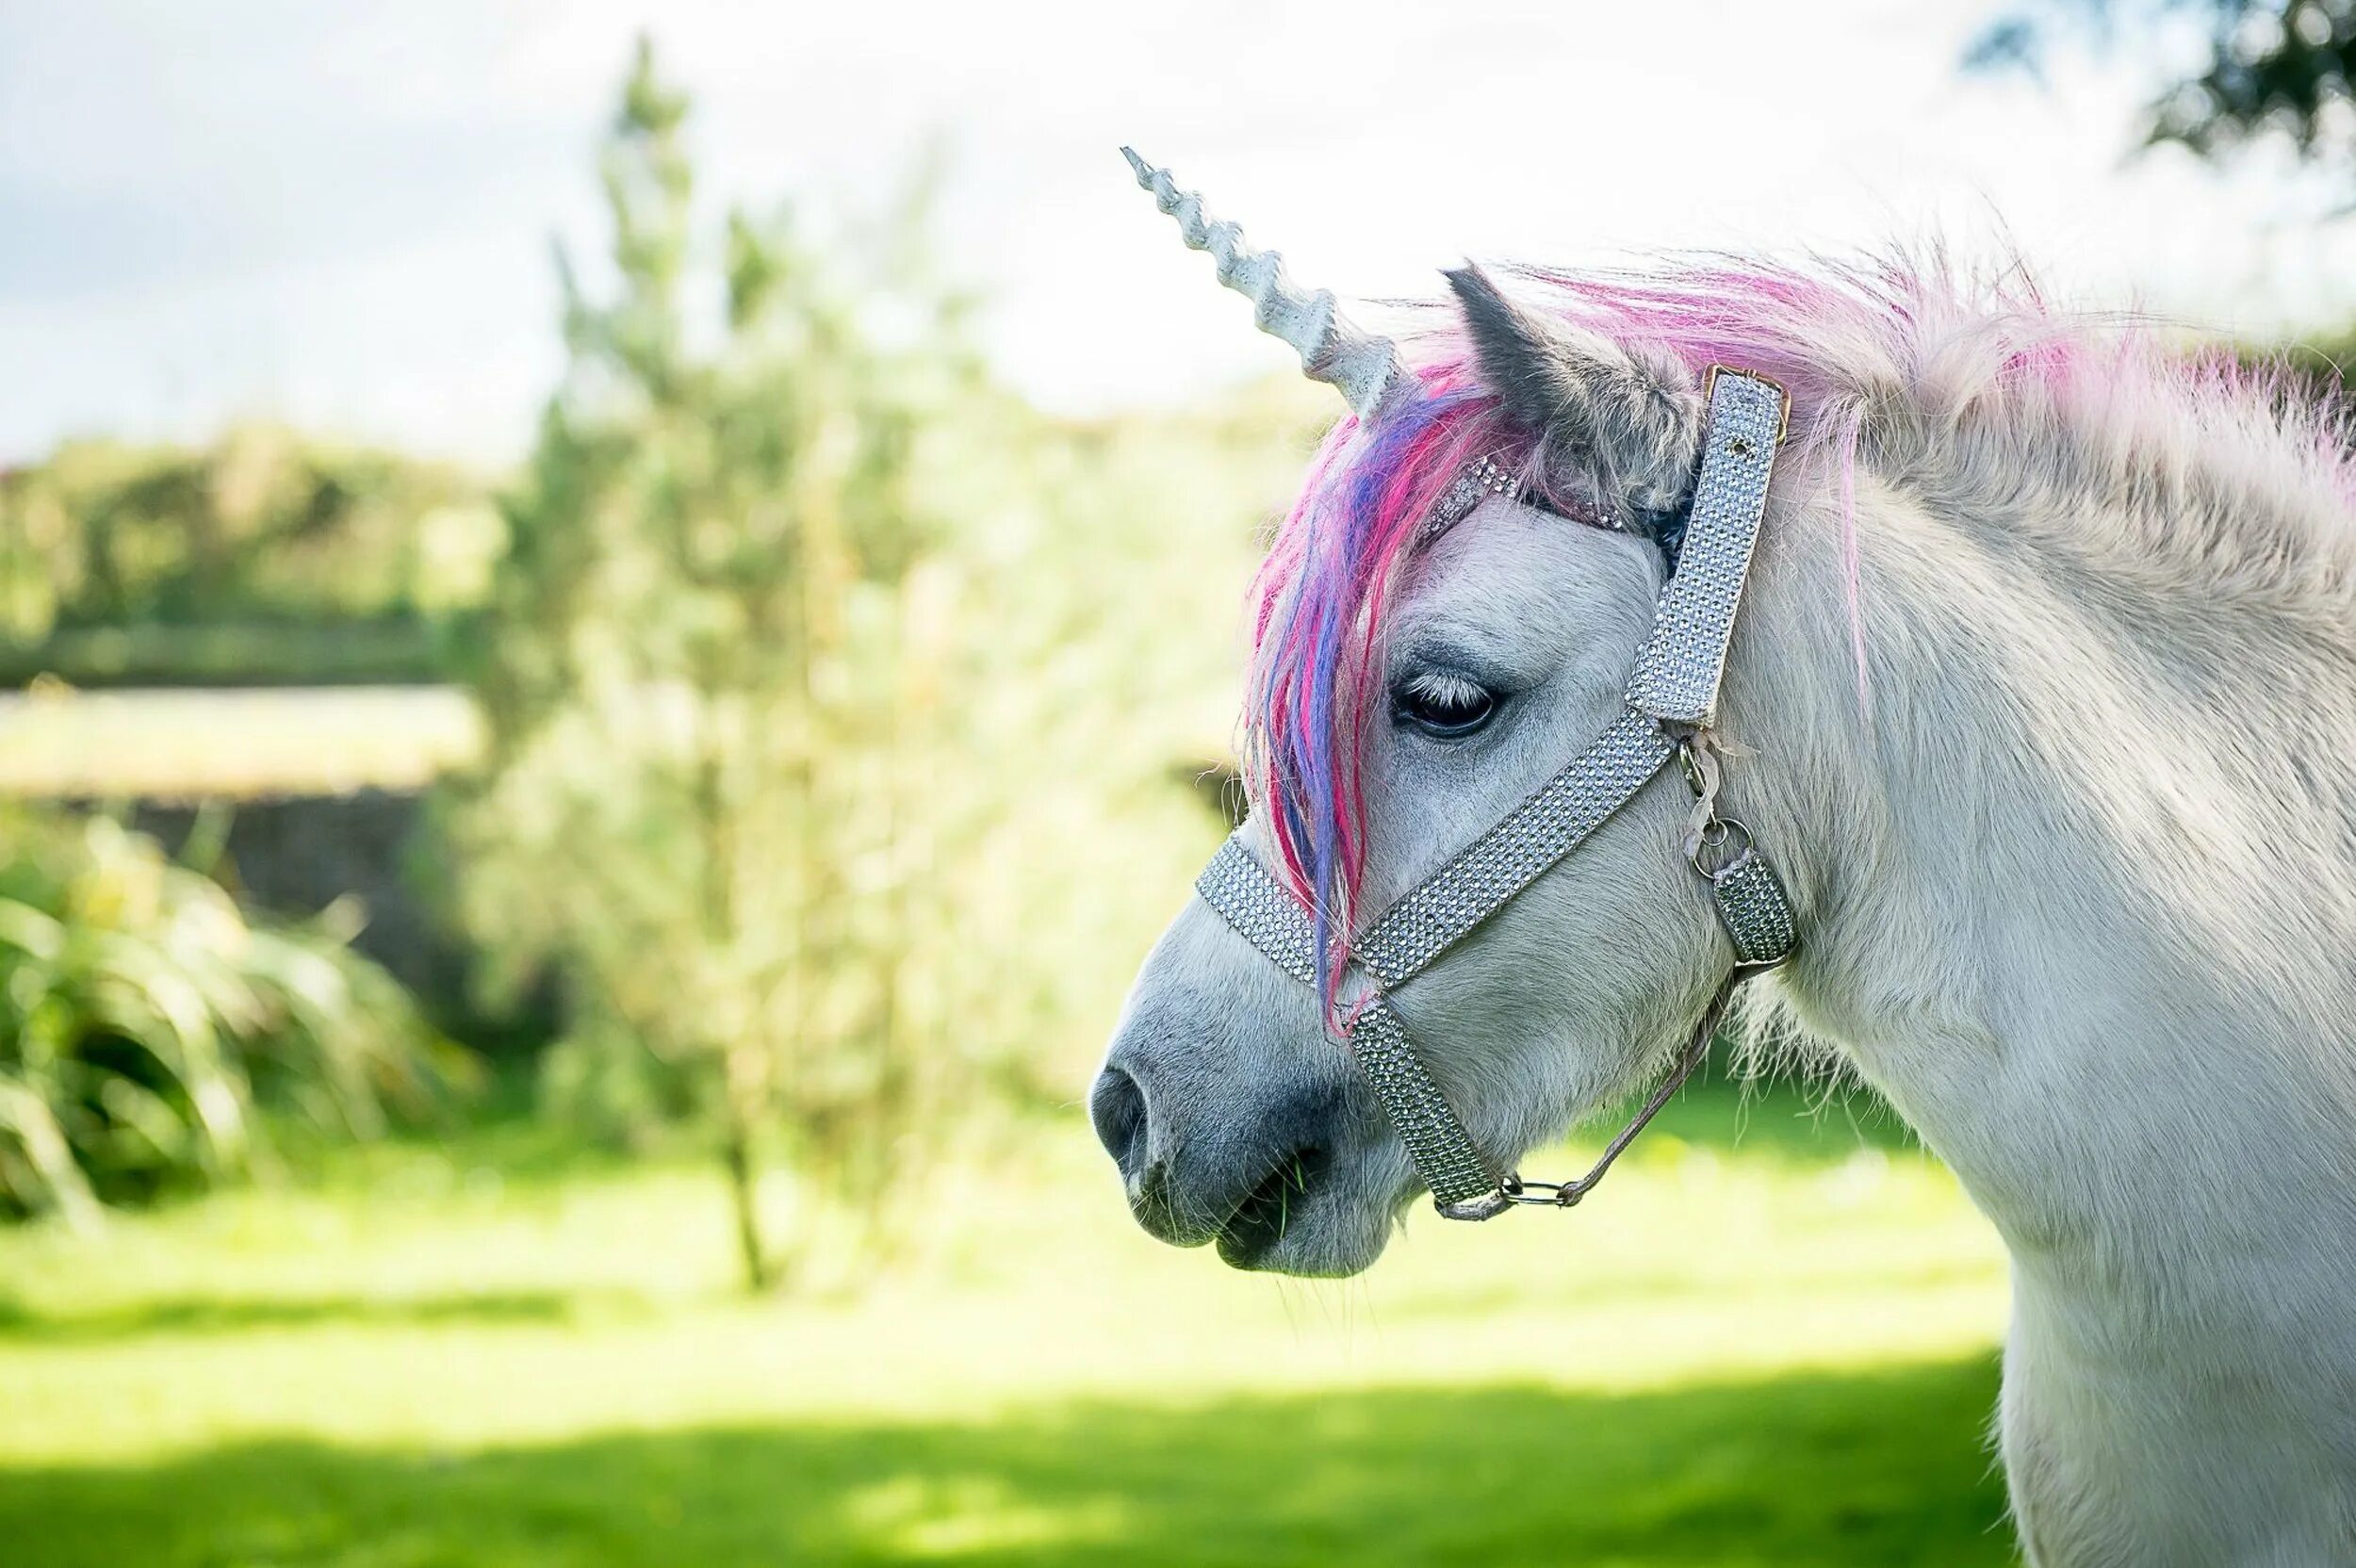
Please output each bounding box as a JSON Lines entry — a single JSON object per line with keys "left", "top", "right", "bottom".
{"left": 1243, "top": 362, "right": 1533, "bottom": 1021}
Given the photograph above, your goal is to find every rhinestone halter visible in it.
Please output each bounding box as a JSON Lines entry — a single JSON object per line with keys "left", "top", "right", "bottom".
{"left": 1195, "top": 368, "right": 1800, "bottom": 1219}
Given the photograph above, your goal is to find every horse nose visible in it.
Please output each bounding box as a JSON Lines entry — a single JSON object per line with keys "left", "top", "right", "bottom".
{"left": 1089, "top": 1064, "right": 1149, "bottom": 1181}
{"left": 1091, "top": 1061, "right": 1211, "bottom": 1246}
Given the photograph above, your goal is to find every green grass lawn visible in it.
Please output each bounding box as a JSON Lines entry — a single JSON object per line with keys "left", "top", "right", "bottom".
{"left": 0, "top": 1082, "right": 2015, "bottom": 1566}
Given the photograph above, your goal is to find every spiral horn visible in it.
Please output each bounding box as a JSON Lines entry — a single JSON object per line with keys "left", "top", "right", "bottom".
{"left": 1121, "top": 147, "right": 1406, "bottom": 419}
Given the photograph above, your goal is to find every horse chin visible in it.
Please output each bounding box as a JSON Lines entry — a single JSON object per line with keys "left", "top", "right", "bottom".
{"left": 1209, "top": 1152, "right": 1400, "bottom": 1278}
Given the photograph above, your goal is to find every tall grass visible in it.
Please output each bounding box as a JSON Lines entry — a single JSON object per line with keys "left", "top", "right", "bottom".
{"left": 0, "top": 806, "right": 464, "bottom": 1227}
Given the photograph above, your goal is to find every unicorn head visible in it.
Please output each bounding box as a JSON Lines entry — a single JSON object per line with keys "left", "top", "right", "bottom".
{"left": 1093, "top": 153, "right": 1747, "bottom": 1272}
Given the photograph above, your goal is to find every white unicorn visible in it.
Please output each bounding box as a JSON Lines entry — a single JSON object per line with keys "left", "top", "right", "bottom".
{"left": 1092, "top": 152, "right": 2356, "bottom": 1565}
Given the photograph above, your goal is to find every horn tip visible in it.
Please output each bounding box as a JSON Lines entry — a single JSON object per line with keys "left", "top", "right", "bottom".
{"left": 1119, "top": 146, "right": 1150, "bottom": 180}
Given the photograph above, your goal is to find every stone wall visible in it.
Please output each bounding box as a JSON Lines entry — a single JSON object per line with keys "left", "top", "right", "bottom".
{"left": 131, "top": 790, "right": 551, "bottom": 1048}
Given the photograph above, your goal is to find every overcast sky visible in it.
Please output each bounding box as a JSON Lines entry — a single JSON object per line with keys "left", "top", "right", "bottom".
{"left": 5, "top": 0, "right": 2355, "bottom": 466}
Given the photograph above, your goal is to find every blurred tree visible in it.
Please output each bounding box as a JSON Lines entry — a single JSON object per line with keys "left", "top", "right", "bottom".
{"left": 1972, "top": 2, "right": 2356, "bottom": 175}
{"left": 446, "top": 40, "right": 971, "bottom": 1290}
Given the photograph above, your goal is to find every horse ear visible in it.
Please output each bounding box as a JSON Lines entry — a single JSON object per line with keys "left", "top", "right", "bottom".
{"left": 1443, "top": 264, "right": 1704, "bottom": 524}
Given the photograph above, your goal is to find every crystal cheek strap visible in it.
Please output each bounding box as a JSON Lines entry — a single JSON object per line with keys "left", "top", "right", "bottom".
{"left": 1195, "top": 368, "right": 1799, "bottom": 1221}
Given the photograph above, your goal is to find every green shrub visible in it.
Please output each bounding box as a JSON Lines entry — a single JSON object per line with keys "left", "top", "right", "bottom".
{"left": 0, "top": 422, "right": 500, "bottom": 647}
{"left": 0, "top": 807, "right": 466, "bottom": 1227}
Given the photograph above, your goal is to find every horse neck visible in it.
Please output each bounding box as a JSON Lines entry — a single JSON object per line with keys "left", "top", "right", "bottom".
{"left": 1725, "top": 469, "right": 2356, "bottom": 1308}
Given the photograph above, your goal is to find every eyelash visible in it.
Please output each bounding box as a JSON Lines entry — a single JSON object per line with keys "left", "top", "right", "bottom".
{"left": 1399, "top": 669, "right": 1485, "bottom": 707}
{"left": 1392, "top": 669, "right": 1500, "bottom": 738}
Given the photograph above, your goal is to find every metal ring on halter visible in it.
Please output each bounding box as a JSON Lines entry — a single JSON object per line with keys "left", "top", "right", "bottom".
{"left": 1498, "top": 1174, "right": 1589, "bottom": 1208}
{"left": 1497, "top": 1172, "right": 1571, "bottom": 1207}
{"left": 1690, "top": 816, "right": 1756, "bottom": 878}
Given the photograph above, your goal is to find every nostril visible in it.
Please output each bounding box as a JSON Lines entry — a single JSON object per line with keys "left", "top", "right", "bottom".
{"left": 1090, "top": 1065, "right": 1149, "bottom": 1174}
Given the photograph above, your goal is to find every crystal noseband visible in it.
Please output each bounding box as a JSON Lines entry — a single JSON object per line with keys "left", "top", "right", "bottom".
{"left": 1195, "top": 368, "right": 1799, "bottom": 1220}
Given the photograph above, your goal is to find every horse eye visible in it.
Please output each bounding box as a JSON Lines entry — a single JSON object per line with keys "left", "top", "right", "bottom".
{"left": 1391, "top": 671, "right": 1498, "bottom": 739}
